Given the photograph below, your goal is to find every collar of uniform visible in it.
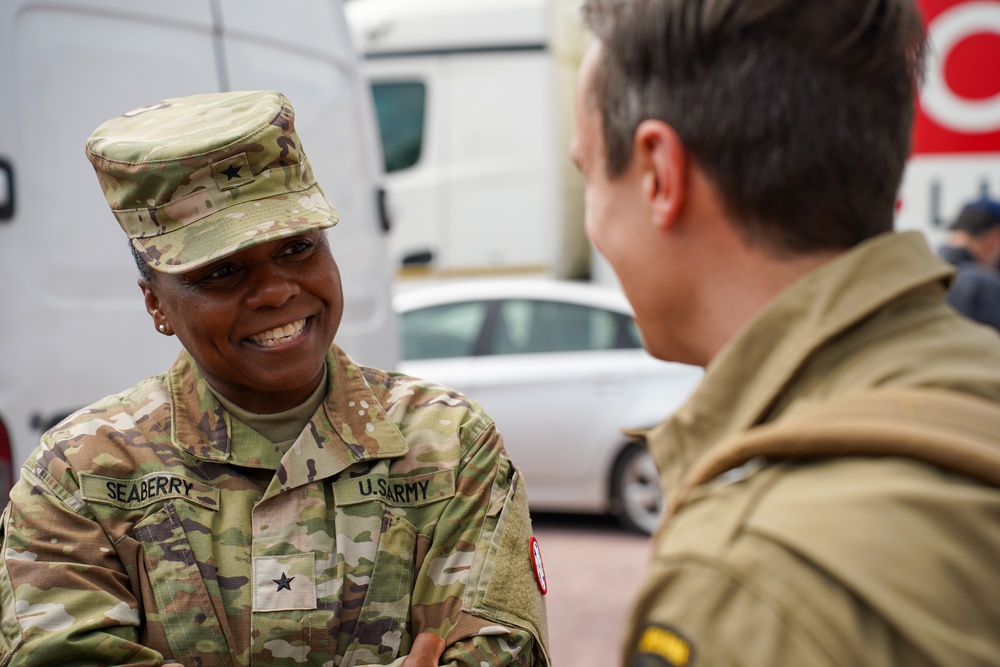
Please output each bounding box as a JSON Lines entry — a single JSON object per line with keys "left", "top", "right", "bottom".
{"left": 269, "top": 345, "right": 408, "bottom": 493}
{"left": 646, "top": 231, "right": 955, "bottom": 490}
{"left": 167, "top": 350, "right": 231, "bottom": 460}
{"left": 166, "top": 345, "right": 409, "bottom": 479}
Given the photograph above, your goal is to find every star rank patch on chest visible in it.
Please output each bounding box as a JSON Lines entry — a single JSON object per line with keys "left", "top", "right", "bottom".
{"left": 273, "top": 573, "right": 295, "bottom": 592}
{"left": 253, "top": 554, "right": 317, "bottom": 612}
{"left": 529, "top": 536, "right": 547, "bottom": 595}
{"left": 632, "top": 624, "right": 694, "bottom": 667}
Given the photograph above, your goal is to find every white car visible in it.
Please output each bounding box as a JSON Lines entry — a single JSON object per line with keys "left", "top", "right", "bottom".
{"left": 393, "top": 278, "right": 703, "bottom": 533}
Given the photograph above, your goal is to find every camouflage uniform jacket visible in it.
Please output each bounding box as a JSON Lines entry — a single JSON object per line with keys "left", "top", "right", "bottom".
{"left": 0, "top": 344, "right": 550, "bottom": 666}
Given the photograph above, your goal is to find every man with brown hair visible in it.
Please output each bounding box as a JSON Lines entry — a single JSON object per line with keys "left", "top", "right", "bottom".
{"left": 571, "top": 0, "right": 1000, "bottom": 665}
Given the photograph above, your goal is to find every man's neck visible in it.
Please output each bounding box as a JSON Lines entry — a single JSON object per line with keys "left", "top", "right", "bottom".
{"left": 689, "top": 241, "right": 844, "bottom": 366}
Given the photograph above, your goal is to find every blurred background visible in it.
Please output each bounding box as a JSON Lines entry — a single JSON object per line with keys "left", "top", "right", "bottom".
{"left": 1, "top": 0, "right": 998, "bottom": 664}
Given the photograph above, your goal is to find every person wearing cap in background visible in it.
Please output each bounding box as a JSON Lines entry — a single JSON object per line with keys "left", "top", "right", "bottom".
{"left": 0, "top": 90, "right": 549, "bottom": 666}
{"left": 938, "top": 198, "right": 1000, "bottom": 332}
{"left": 573, "top": 0, "right": 1000, "bottom": 665}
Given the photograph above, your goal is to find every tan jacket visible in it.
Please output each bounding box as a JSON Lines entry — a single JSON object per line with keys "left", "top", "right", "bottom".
{"left": 624, "top": 231, "right": 1000, "bottom": 667}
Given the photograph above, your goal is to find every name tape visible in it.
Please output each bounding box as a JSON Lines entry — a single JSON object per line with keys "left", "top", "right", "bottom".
{"left": 80, "top": 472, "right": 220, "bottom": 511}
{"left": 332, "top": 468, "right": 456, "bottom": 508}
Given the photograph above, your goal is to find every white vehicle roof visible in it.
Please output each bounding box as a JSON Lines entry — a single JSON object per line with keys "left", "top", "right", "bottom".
{"left": 346, "top": 0, "right": 549, "bottom": 54}
{"left": 393, "top": 278, "right": 634, "bottom": 315}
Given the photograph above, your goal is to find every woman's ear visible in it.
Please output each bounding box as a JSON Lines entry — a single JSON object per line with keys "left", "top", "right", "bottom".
{"left": 634, "top": 119, "right": 688, "bottom": 230}
{"left": 139, "top": 278, "right": 171, "bottom": 335}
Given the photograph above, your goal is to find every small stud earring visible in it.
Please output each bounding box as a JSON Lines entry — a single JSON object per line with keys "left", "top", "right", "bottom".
{"left": 158, "top": 324, "right": 167, "bottom": 333}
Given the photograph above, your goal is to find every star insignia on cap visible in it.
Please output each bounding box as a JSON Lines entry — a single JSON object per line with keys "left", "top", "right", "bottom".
{"left": 223, "top": 164, "right": 242, "bottom": 180}
{"left": 273, "top": 572, "right": 295, "bottom": 592}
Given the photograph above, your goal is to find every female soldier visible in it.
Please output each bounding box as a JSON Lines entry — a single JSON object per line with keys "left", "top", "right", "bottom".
{"left": 0, "top": 90, "right": 548, "bottom": 667}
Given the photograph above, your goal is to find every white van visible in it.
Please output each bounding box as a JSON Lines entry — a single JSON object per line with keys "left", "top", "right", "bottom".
{"left": 346, "top": 0, "right": 593, "bottom": 283}
{"left": 0, "top": 0, "right": 398, "bottom": 497}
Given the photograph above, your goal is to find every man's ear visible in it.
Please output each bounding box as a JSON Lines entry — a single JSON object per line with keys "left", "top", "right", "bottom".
{"left": 634, "top": 119, "right": 688, "bottom": 230}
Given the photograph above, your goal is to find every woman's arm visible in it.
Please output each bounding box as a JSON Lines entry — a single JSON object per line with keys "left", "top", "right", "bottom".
{"left": 406, "top": 422, "right": 549, "bottom": 666}
{"left": 0, "top": 462, "right": 171, "bottom": 666}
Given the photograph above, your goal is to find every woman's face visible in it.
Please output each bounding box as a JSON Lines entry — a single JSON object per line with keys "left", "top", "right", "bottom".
{"left": 141, "top": 231, "right": 344, "bottom": 413}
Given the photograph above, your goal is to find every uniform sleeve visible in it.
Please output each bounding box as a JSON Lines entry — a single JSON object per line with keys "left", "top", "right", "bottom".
{"left": 408, "top": 422, "right": 550, "bottom": 666}
{"left": 623, "top": 558, "right": 840, "bottom": 667}
{"left": 0, "top": 460, "right": 171, "bottom": 666}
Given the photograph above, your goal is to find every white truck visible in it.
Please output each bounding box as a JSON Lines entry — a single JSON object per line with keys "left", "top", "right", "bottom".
{"left": 345, "top": 0, "right": 595, "bottom": 284}
{"left": 348, "top": 0, "right": 999, "bottom": 277}
{"left": 0, "top": 0, "right": 398, "bottom": 498}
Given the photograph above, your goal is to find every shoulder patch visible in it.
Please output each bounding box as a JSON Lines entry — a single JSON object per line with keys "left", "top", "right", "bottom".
{"left": 632, "top": 624, "right": 694, "bottom": 667}
{"left": 80, "top": 472, "right": 219, "bottom": 511}
{"left": 529, "top": 536, "right": 547, "bottom": 595}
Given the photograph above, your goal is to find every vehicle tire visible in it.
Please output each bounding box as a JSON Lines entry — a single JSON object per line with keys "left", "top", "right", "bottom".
{"left": 610, "top": 442, "right": 663, "bottom": 535}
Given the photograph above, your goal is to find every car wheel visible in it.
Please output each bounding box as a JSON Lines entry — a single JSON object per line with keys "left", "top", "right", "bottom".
{"left": 611, "top": 443, "right": 663, "bottom": 535}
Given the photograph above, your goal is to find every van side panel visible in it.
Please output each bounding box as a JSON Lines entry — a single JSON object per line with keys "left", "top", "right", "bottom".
{"left": 0, "top": 0, "right": 215, "bottom": 479}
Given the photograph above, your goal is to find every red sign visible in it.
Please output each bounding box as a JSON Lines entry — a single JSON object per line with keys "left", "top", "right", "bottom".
{"left": 913, "top": 0, "right": 1000, "bottom": 154}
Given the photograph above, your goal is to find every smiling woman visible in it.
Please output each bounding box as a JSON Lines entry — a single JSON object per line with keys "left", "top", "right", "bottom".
{"left": 0, "top": 90, "right": 550, "bottom": 667}
{"left": 141, "top": 232, "right": 344, "bottom": 414}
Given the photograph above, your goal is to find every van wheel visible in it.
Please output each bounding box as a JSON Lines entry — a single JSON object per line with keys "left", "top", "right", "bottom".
{"left": 611, "top": 443, "right": 663, "bottom": 535}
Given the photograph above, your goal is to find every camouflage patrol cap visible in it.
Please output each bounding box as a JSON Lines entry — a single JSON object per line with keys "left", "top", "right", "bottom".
{"left": 85, "top": 90, "right": 339, "bottom": 274}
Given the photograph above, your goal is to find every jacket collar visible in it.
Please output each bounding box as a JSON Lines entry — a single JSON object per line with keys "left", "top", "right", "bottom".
{"left": 647, "top": 231, "right": 955, "bottom": 489}
{"left": 167, "top": 343, "right": 409, "bottom": 490}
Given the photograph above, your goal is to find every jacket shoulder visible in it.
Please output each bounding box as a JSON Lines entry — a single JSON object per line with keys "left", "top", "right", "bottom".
{"left": 27, "top": 374, "right": 172, "bottom": 477}
{"left": 359, "top": 366, "right": 495, "bottom": 448}
{"left": 641, "top": 456, "right": 1000, "bottom": 667}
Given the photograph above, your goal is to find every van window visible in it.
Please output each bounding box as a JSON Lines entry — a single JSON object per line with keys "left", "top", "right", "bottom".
{"left": 372, "top": 81, "right": 425, "bottom": 172}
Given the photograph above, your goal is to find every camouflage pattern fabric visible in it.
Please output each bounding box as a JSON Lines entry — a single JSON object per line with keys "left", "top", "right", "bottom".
{"left": 85, "top": 90, "right": 338, "bottom": 274}
{"left": 0, "top": 345, "right": 550, "bottom": 666}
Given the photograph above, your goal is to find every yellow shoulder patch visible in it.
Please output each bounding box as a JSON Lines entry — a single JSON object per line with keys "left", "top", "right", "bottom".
{"left": 633, "top": 624, "right": 694, "bottom": 667}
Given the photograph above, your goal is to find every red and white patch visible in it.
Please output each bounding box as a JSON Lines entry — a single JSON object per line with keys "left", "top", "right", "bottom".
{"left": 529, "top": 536, "right": 547, "bottom": 595}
